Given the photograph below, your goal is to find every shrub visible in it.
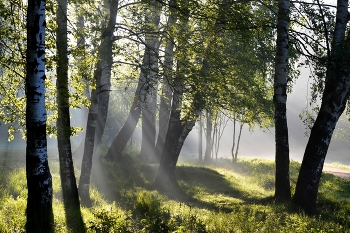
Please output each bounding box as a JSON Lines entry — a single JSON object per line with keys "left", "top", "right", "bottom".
{"left": 134, "top": 191, "right": 171, "bottom": 232}
{"left": 88, "top": 205, "right": 132, "bottom": 233}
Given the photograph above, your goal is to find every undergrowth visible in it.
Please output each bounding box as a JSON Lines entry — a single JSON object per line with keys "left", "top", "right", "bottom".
{"left": 0, "top": 154, "right": 349, "bottom": 232}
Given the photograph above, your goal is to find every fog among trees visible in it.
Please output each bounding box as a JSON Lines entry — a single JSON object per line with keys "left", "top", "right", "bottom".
{"left": 1, "top": 0, "right": 350, "bottom": 230}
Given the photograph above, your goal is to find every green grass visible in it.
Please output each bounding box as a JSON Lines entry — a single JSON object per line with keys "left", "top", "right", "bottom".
{"left": 0, "top": 152, "right": 350, "bottom": 232}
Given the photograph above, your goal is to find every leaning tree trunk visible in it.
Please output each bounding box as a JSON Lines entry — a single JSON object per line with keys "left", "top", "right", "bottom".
{"left": 25, "top": 0, "right": 54, "bottom": 231}
{"left": 293, "top": 0, "right": 350, "bottom": 214}
{"left": 56, "top": 0, "right": 85, "bottom": 231}
{"left": 154, "top": 74, "right": 197, "bottom": 186}
{"left": 154, "top": 12, "right": 192, "bottom": 186}
{"left": 155, "top": 0, "right": 176, "bottom": 162}
{"left": 106, "top": 0, "right": 162, "bottom": 162}
{"left": 78, "top": 0, "right": 118, "bottom": 207}
{"left": 273, "top": 0, "right": 291, "bottom": 201}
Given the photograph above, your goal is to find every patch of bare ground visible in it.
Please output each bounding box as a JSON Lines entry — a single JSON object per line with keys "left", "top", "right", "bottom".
{"left": 323, "top": 167, "right": 350, "bottom": 180}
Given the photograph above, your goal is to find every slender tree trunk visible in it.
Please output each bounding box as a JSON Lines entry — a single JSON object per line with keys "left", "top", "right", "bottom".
{"left": 273, "top": 0, "right": 291, "bottom": 201}
{"left": 213, "top": 114, "right": 228, "bottom": 161}
{"left": 140, "top": 93, "right": 157, "bottom": 162}
{"left": 293, "top": 0, "right": 350, "bottom": 214}
{"left": 155, "top": 116, "right": 196, "bottom": 187}
{"left": 26, "top": 1, "right": 53, "bottom": 231}
{"left": 155, "top": 2, "right": 176, "bottom": 161}
{"left": 94, "top": 0, "right": 118, "bottom": 148}
{"left": 154, "top": 91, "right": 199, "bottom": 186}
{"left": 106, "top": 0, "right": 161, "bottom": 162}
{"left": 72, "top": 5, "right": 90, "bottom": 159}
{"left": 78, "top": 89, "right": 98, "bottom": 207}
{"left": 154, "top": 12, "right": 191, "bottom": 186}
{"left": 204, "top": 111, "right": 213, "bottom": 163}
{"left": 212, "top": 116, "right": 218, "bottom": 161}
{"left": 154, "top": 74, "right": 196, "bottom": 186}
{"left": 139, "top": 0, "right": 162, "bottom": 162}
{"left": 198, "top": 113, "right": 203, "bottom": 161}
{"left": 56, "top": 0, "right": 85, "bottom": 231}
{"left": 155, "top": 76, "right": 172, "bottom": 162}
{"left": 235, "top": 121, "right": 243, "bottom": 162}
{"left": 105, "top": 88, "right": 141, "bottom": 161}
{"left": 231, "top": 118, "right": 236, "bottom": 163}
{"left": 78, "top": 0, "right": 118, "bottom": 207}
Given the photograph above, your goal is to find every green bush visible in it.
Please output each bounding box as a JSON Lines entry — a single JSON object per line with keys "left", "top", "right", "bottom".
{"left": 88, "top": 206, "right": 132, "bottom": 233}
{"left": 134, "top": 191, "right": 171, "bottom": 232}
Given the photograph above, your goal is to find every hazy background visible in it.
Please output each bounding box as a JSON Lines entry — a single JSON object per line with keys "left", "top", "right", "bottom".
{"left": 182, "top": 67, "right": 350, "bottom": 165}
{"left": 1, "top": 67, "right": 350, "bottom": 166}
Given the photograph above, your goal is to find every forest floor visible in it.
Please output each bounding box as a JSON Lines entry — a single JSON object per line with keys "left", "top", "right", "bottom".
{"left": 323, "top": 166, "right": 350, "bottom": 180}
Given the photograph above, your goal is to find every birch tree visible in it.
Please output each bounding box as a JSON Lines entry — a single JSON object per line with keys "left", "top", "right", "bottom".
{"left": 94, "top": 0, "right": 118, "bottom": 149}
{"left": 155, "top": 0, "right": 177, "bottom": 162}
{"left": 273, "top": 0, "right": 291, "bottom": 201}
{"left": 106, "top": 0, "right": 162, "bottom": 162}
{"left": 25, "top": 0, "right": 53, "bottom": 231}
{"left": 204, "top": 111, "right": 213, "bottom": 163}
{"left": 79, "top": 0, "right": 119, "bottom": 207}
{"left": 56, "top": 0, "right": 85, "bottom": 230}
{"left": 154, "top": 0, "right": 275, "bottom": 186}
{"left": 154, "top": 14, "right": 191, "bottom": 186}
{"left": 139, "top": 0, "right": 162, "bottom": 162}
{"left": 293, "top": 0, "right": 350, "bottom": 213}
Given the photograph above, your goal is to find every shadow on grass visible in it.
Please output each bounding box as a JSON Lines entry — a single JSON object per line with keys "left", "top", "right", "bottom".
{"left": 153, "top": 166, "right": 274, "bottom": 213}
{"left": 315, "top": 173, "right": 350, "bottom": 226}
{"left": 95, "top": 156, "right": 277, "bottom": 213}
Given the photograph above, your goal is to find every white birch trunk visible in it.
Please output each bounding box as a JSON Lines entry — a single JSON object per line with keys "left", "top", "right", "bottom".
{"left": 79, "top": 0, "right": 119, "bottom": 206}
{"left": 155, "top": 0, "right": 177, "bottom": 161}
{"left": 106, "top": 0, "right": 162, "bottom": 161}
{"left": 273, "top": 0, "right": 291, "bottom": 200}
{"left": 26, "top": 0, "right": 53, "bottom": 231}
{"left": 293, "top": 0, "right": 350, "bottom": 213}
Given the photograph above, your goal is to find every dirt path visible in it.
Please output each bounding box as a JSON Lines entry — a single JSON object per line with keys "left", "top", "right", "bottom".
{"left": 323, "top": 167, "right": 350, "bottom": 180}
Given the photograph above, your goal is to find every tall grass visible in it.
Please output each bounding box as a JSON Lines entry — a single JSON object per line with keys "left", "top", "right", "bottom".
{"left": 0, "top": 153, "right": 350, "bottom": 232}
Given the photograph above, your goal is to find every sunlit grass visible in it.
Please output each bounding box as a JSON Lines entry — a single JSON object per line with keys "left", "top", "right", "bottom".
{"left": 0, "top": 154, "right": 349, "bottom": 232}
{"left": 324, "top": 162, "right": 350, "bottom": 171}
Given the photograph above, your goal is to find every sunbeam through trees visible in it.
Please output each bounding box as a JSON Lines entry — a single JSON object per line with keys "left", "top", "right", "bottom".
{"left": 1, "top": 0, "right": 350, "bottom": 231}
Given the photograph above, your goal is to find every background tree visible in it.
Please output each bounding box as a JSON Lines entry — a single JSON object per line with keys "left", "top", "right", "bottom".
{"left": 56, "top": 0, "right": 85, "bottom": 230}
{"left": 106, "top": 0, "right": 162, "bottom": 162}
{"left": 155, "top": 0, "right": 177, "bottom": 162}
{"left": 204, "top": 111, "right": 213, "bottom": 163}
{"left": 211, "top": 111, "right": 229, "bottom": 162}
{"left": 25, "top": 0, "right": 53, "bottom": 231}
{"left": 154, "top": 0, "right": 275, "bottom": 186}
{"left": 154, "top": 12, "right": 191, "bottom": 187}
{"left": 231, "top": 110, "right": 245, "bottom": 164}
{"left": 79, "top": 0, "right": 119, "bottom": 207}
{"left": 198, "top": 113, "right": 203, "bottom": 161}
{"left": 139, "top": 0, "right": 162, "bottom": 162}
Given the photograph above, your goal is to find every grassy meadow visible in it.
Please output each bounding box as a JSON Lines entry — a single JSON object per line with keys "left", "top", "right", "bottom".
{"left": 0, "top": 149, "right": 350, "bottom": 232}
